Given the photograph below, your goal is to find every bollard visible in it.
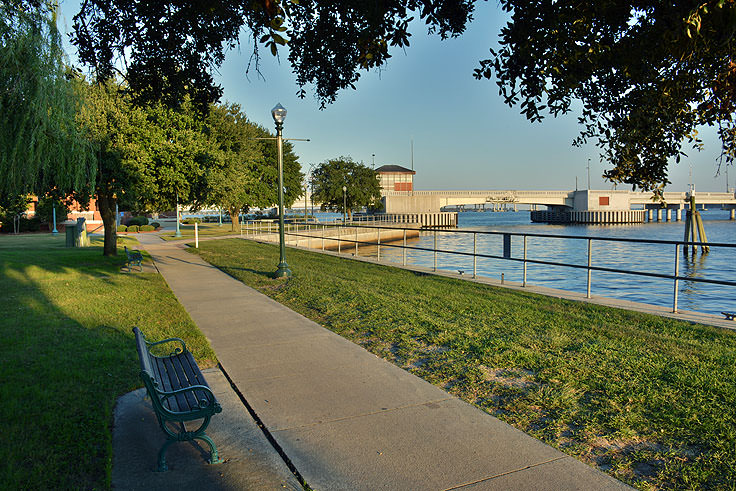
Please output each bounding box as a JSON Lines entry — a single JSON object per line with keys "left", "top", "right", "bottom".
{"left": 195, "top": 222, "right": 199, "bottom": 248}
{"left": 501, "top": 273, "right": 504, "bottom": 284}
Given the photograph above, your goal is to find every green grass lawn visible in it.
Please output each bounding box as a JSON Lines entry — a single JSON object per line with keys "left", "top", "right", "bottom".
{"left": 194, "top": 238, "right": 736, "bottom": 490}
{"left": 158, "top": 222, "right": 242, "bottom": 241}
{"left": 0, "top": 233, "right": 216, "bottom": 489}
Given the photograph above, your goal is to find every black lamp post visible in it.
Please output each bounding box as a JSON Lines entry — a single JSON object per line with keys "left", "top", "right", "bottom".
{"left": 342, "top": 185, "right": 347, "bottom": 222}
{"left": 272, "top": 103, "right": 291, "bottom": 278}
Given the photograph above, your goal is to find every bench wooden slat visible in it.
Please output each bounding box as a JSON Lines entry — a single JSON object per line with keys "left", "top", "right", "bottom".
{"left": 161, "top": 356, "right": 191, "bottom": 413}
{"left": 180, "top": 351, "right": 211, "bottom": 403}
{"left": 153, "top": 356, "right": 177, "bottom": 412}
{"left": 169, "top": 353, "right": 199, "bottom": 411}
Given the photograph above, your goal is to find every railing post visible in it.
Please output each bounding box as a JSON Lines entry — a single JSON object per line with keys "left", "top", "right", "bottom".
{"left": 433, "top": 229, "right": 437, "bottom": 272}
{"left": 473, "top": 232, "right": 477, "bottom": 278}
{"left": 377, "top": 227, "right": 381, "bottom": 261}
{"left": 523, "top": 235, "right": 527, "bottom": 287}
{"left": 586, "top": 238, "right": 592, "bottom": 299}
{"left": 402, "top": 228, "right": 407, "bottom": 266}
{"left": 338, "top": 224, "right": 341, "bottom": 254}
{"left": 355, "top": 226, "right": 358, "bottom": 256}
{"left": 322, "top": 225, "right": 325, "bottom": 251}
{"left": 673, "top": 243, "right": 680, "bottom": 313}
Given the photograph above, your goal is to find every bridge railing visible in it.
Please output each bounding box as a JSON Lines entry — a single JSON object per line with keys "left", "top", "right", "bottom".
{"left": 240, "top": 220, "right": 736, "bottom": 315}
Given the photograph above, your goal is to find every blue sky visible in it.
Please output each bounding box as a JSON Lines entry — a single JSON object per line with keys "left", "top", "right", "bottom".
{"left": 58, "top": 1, "right": 730, "bottom": 192}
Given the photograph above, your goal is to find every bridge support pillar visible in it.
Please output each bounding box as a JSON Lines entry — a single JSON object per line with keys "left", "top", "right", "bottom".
{"left": 656, "top": 209, "right": 662, "bottom": 221}
{"left": 676, "top": 209, "right": 682, "bottom": 221}
{"left": 666, "top": 209, "right": 671, "bottom": 221}
{"left": 731, "top": 209, "right": 735, "bottom": 220}
{"left": 647, "top": 210, "right": 653, "bottom": 221}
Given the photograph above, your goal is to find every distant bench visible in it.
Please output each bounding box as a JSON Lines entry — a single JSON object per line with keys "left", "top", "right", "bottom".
{"left": 124, "top": 246, "right": 143, "bottom": 272}
{"left": 133, "top": 327, "right": 223, "bottom": 471}
{"left": 722, "top": 312, "right": 736, "bottom": 321}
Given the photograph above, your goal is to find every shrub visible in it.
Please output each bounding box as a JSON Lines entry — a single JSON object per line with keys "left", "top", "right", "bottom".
{"left": 150, "top": 222, "right": 160, "bottom": 229}
{"left": 126, "top": 216, "right": 149, "bottom": 227}
{"left": 140, "top": 225, "right": 155, "bottom": 232}
{"left": 117, "top": 225, "right": 127, "bottom": 232}
{"left": 127, "top": 225, "right": 139, "bottom": 233}
{"left": 35, "top": 196, "right": 69, "bottom": 224}
{"left": 182, "top": 217, "right": 201, "bottom": 224}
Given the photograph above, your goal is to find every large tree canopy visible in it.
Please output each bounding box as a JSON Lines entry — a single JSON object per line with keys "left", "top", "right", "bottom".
{"left": 311, "top": 157, "right": 382, "bottom": 218}
{"left": 71, "top": 0, "right": 474, "bottom": 108}
{"left": 1, "top": 1, "right": 94, "bottom": 198}
{"left": 192, "top": 103, "right": 303, "bottom": 230}
{"left": 475, "top": 0, "right": 736, "bottom": 192}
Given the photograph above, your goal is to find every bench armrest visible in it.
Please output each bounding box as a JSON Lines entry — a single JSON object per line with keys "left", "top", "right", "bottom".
{"left": 147, "top": 337, "right": 187, "bottom": 356}
{"left": 157, "top": 384, "right": 222, "bottom": 413}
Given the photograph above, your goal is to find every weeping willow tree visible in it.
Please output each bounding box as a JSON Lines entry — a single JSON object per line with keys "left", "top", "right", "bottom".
{"left": 0, "top": 1, "right": 94, "bottom": 199}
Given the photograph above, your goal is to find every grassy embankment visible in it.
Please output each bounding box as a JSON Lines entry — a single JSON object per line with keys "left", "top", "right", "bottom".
{"left": 194, "top": 238, "right": 736, "bottom": 490}
{"left": 0, "top": 234, "right": 216, "bottom": 489}
{"left": 158, "top": 222, "right": 242, "bottom": 241}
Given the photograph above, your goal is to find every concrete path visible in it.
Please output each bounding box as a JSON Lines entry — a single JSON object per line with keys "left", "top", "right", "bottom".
{"left": 131, "top": 233, "right": 630, "bottom": 490}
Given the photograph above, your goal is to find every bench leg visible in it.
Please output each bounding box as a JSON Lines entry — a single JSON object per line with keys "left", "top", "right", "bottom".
{"left": 156, "top": 440, "right": 175, "bottom": 472}
{"left": 196, "top": 434, "right": 223, "bottom": 465}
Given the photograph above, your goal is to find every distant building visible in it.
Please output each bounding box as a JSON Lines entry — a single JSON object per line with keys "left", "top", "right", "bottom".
{"left": 375, "top": 164, "right": 415, "bottom": 194}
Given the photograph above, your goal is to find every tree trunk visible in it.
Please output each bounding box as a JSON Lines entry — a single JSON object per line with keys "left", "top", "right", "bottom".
{"left": 229, "top": 205, "right": 240, "bottom": 232}
{"left": 97, "top": 191, "right": 117, "bottom": 256}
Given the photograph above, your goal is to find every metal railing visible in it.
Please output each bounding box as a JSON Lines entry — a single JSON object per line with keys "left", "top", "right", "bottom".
{"left": 240, "top": 220, "right": 736, "bottom": 314}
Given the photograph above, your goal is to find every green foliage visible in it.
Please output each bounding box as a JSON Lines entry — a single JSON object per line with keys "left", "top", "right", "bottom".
{"left": 0, "top": 2, "right": 95, "bottom": 198}
{"left": 182, "top": 218, "right": 201, "bottom": 224}
{"left": 35, "top": 195, "right": 69, "bottom": 224}
{"left": 475, "top": 0, "right": 736, "bottom": 191}
{"left": 311, "top": 157, "right": 382, "bottom": 217}
{"left": 191, "top": 103, "right": 303, "bottom": 230}
{"left": 150, "top": 222, "right": 160, "bottom": 228}
{"left": 126, "top": 216, "right": 149, "bottom": 227}
{"left": 126, "top": 225, "right": 139, "bottom": 233}
{"left": 139, "top": 224, "right": 155, "bottom": 231}
{"left": 71, "top": 1, "right": 473, "bottom": 109}
{"left": 117, "top": 224, "right": 127, "bottom": 232}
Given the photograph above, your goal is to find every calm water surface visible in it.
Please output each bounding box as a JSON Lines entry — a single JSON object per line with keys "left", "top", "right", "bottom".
{"left": 360, "top": 210, "right": 736, "bottom": 316}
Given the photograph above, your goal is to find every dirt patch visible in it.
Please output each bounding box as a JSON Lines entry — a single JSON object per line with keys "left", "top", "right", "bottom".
{"left": 478, "top": 366, "right": 538, "bottom": 389}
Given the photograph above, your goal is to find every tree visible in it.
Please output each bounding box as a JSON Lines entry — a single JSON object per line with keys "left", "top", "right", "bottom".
{"left": 78, "top": 80, "right": 208, "bottom": 255}
{"left": 1, "top": 1, "right": 95, "bottom": 199}
{"left": 474, "top": 0, "right": 736, "bottom": 192}
{"left": 71, "top": 0, "right": 474, "bottom": 109}
{"left": 193, "top": 104, "right": 303, "bottom": 230}
{"left": 311, "top": 157, "right": 382, "bottom": 219}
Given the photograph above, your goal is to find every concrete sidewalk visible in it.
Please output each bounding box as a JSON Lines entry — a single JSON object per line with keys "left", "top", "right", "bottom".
{"left": 131, "top": 233, "right": 629, "bottom": 490}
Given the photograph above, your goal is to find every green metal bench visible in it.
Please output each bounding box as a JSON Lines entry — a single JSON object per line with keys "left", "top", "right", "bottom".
{"left": 133, "top": 327, "right": 223, "bottom": 471}
{"left": 124, "top": 246, "right": 143, "bottom": 272}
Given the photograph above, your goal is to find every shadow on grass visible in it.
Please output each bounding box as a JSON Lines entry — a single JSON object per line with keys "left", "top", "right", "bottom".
{"left": 0, "top": 236, "right": 214, "bottom": 489}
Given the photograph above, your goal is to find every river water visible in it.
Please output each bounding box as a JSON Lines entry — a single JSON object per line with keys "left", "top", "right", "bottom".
{"left": 355, "top": 210, "right": 736, "bottom": 316}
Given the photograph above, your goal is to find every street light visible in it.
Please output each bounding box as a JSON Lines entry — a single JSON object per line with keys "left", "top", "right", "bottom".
{"left": 272, "top": 103, "right": 291, "bottom": 278}
{"left": 342, "top": 185, "right": 347, "bottom": 222}
{"left": 175, "top": 190, "right": 182, "bottom": 237}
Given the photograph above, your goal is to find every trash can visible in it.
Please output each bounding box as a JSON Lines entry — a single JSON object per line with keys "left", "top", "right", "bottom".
{"left": 65, "top": 221, "right": 77, "bottom": 247}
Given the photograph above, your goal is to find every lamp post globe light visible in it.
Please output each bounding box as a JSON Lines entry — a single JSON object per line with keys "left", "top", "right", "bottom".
{"left": 342, "top": 185, "right": 347, "bottom": 222}
{"left": 272, "top": 103, "right": 292, "bottom": 278}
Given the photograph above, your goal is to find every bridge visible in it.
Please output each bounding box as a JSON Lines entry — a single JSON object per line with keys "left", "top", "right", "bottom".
{"left": 382, "top": 189, "right": 736, "bottom": 223}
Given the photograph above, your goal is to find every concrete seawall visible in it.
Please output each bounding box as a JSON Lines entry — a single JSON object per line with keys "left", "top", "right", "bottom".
{"left": 247, "top": 224, "right": 421, "bottom": 251}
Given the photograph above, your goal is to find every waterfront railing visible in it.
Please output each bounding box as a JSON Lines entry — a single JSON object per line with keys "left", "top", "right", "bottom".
{"left": 241, "top": 220, "right": 736, "bottom": 314}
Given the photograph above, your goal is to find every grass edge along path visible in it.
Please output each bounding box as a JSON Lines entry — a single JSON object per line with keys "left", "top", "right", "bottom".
{"left": 0, "top": 234, "right": 217, "bottom": 489}
{"left": 193, "top": 238, "right": 736, "bottom": 491}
